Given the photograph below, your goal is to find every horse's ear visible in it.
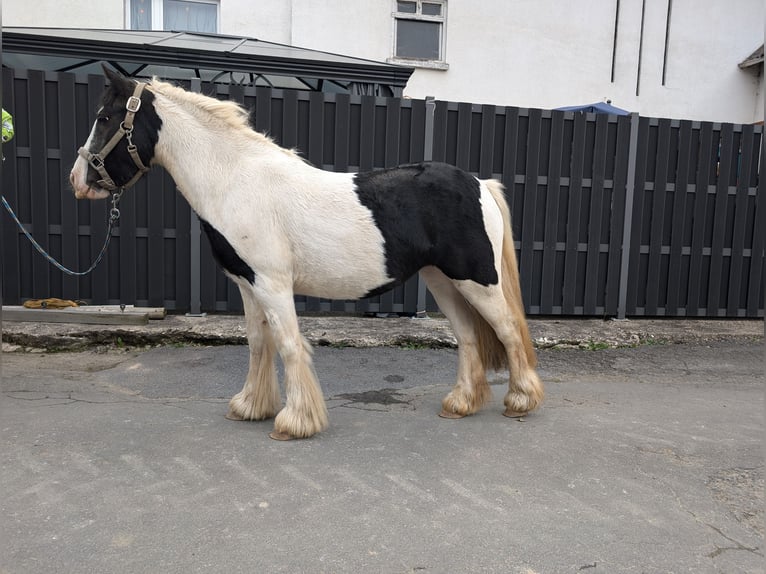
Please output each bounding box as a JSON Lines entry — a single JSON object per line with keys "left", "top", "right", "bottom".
{"left": 101, "top": 64, "right": 134, "bottom": 94}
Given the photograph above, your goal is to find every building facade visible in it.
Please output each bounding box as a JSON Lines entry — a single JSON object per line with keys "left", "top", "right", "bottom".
{"left": 3, "top": 0, "right": 763, "bottom": 123}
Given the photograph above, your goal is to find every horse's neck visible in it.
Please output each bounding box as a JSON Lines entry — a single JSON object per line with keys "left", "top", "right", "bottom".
{"left": 151, "top": 94, "right": 281, "bottom": 219}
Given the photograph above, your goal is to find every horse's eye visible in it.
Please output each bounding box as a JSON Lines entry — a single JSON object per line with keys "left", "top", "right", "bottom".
{"left": 97, "top": 115, "right": 110, "bottom": 123}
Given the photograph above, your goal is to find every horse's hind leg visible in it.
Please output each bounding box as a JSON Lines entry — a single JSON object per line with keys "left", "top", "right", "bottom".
{"left": 420, "top": 267, "right": 492, "bottom": 418}
{"left": 453, "top": 281, "right": 544, "bottom": 417}
{"left": 252, "top": 283, "right": 328, "bottom": 440}
{"left": 226, "top": 288, "right": 282, "bottom": 421}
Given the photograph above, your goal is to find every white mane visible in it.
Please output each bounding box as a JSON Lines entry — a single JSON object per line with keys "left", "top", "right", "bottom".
{"left": 146, "top": 78, "right": 298, "bottom": 159}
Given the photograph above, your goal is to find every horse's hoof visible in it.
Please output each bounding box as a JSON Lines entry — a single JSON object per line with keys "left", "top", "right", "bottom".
{"left": 225, "top": 409, "right": 244, "bottom": 421}
{"left": 439, "top": 409, "right": 466, "bottom": 419}
{"left": 503, "top": 409, "right": 528, "bottom": 418}
{"left": 269, "top": 430, "right": 297, "bottom": 441}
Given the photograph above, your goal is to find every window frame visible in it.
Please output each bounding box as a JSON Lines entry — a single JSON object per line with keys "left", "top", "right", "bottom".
{"left": 388, "top": 0, "right": 448, "bottom": 70}
{"left": 126, "top": 0, "right": 220, "bottom": 33}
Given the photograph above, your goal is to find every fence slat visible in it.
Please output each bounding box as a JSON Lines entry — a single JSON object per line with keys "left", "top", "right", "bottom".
{"left": 86, "top": 74, "right": 110, "bottom": 304}
{"left": 174, "top": 179, "right": 191, "bottom": 312}
{"left": 281, "top": 89, "right": 299, "bottom": 151}
{"left": 584, "top": 114, "right": 608, "bottom": 314}
{"left": 334, "top": 93, "right": 351, "bottom": 172}
{"left": 606, "top": 116, "right": 631, "bottom": 316}
{"left": 478, "top": 104, "right": 495, "bottom": 179}
{"left": 746, "top": 160, "right": 764, "bottom": 316}
{"left": 56, "top": 73, "right": 79, "bottom": 300}
{"left": 28, "top": 70, "right": 50, "bottom": 299}
{"left": 431, "top": 101, "right": 448, "bottom": 164}
{"left": 148, "top": 173, "right": 167, "bottom": 307}
{"left": 1, "top": 68, "right": 21, "bottom": 303}
{"left": 666, "top": 120, "right": 692, "bottom": 314}
{"left": 520, "top": 109, "right": 541, "bottom": 308}
{"left": 563, "top": 112, "right": 586, "bottom": 314}
{"left": 120, "top": 169, "right": 139, "bottom": 306}
{"left": 306, "top": 91, "right": 324, "bottom": 169}
{"left": 687, "top": 122, "right": 715, "bottom": 315}
{"left": 540, "top": 111, "right": 564, "bottom": 314}
{"left": 727, "top": 125, "right": 754, "bottom": 315}
{"left": 255, "top": 86, "right": 272, "bottom": 135}
{"left": 708, "top": 124, "right": 733, "bottom": 316}
{"left": 645, "top": 118, "right": 672, "bottom": 314}
{"left": 385, "top": 98, "right": 401, "bottom": 168}
{"left": 408, "top": 99, "right": 426, "bottom": 164}
{"left": 359, "top": 96, "right": 375, "bottom": 172}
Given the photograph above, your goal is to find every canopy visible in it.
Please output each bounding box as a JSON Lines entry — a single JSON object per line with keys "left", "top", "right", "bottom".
{"left": 555, "top": 102, "right": 630, "bottom": 115}
{"left": 2, "top": 27, "right": 414, "bottom": 96}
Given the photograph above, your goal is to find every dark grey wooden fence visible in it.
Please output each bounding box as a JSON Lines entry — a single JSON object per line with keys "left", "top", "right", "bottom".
{"left": 2, "top": 68, "right": 763, "bottom": 317}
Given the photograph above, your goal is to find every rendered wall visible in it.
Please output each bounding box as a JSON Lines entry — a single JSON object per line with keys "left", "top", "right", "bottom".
{"left": 2, "top": 0, "right": 763, "bottom": 123}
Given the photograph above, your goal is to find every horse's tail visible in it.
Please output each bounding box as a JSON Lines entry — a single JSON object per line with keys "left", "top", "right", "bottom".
{"left": 472, "top": 179, "right": 537, "bottom": 371}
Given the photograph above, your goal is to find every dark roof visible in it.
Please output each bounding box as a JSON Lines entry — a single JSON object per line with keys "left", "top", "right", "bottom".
{"left": 2, "top": 27, "right": 414, "bottom": 95}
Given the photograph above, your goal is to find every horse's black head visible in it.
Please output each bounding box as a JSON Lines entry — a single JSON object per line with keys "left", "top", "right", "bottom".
{"left": 70, "top": 65, "right": 162, "bottom": 200}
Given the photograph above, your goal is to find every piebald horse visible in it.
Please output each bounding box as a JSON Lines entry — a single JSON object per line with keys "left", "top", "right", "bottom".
{"left": 69, "top": 67, "right": 543, "bottom": 440}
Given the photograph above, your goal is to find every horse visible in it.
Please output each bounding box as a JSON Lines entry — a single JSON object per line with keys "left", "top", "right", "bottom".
{"left": 69, "top": 66, "right": 544, "bottom": 440}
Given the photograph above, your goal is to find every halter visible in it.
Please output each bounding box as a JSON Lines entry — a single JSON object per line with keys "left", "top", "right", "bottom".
{"left": 78, "top": 82, "right": 151, "bottom": 191}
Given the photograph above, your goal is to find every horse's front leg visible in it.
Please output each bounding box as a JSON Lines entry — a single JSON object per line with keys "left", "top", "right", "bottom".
{"left": 254, "top": 282, "right": 329, "bottom": 440}
{"left": 226, "top": 287, "right": 282, "bottom": 421}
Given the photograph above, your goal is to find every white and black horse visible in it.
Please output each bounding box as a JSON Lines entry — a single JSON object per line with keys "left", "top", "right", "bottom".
{"left": 70, "top": 67, "right": 543, "bottom": 440}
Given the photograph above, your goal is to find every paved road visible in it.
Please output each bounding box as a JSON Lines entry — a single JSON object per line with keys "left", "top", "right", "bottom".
{"left": 1, "top": 341, "right": 763, "bottom": 573}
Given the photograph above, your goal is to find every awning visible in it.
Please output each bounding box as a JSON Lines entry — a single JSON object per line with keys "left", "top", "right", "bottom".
{"left": 555, "top": 101, "right": 631, "bottom": 115}
{"left": 2, "top": 27, "right": 414, "bottom": 96}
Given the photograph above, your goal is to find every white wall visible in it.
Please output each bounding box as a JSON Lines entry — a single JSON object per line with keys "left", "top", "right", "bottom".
{"left": 3, "top": 0, "right": 763, "bottom": 123}
{"left": 403, "top": 1, "right": 619, "bottom": 111}
{"left": 3, "top": 0, "right": 124, "bottom": 28}
{"left": 244, "top": 0, "right": 764, "bottom": 123}
{"left": 221, "top": 0, "right": 292, "bottom": 44}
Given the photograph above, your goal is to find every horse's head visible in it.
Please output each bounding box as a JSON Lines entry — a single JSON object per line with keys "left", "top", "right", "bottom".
{"left": 69, "top": 66, "right": 162, "bottom": 200}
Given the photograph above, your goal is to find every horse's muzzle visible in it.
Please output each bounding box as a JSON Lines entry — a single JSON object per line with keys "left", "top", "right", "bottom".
{"left": 69, "top": 162, "right": 110, "bottom": 200}
{"left": 74, "top": 186, "right": 111, "bottom": 200}
{"left": 69, "top": 171, "right": 110, "bottom": 199}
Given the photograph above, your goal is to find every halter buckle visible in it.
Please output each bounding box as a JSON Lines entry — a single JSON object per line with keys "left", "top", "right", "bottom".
{"left": 126, "top": 95, "right": 142, "bottom": 113}
{"left": 90, "top": 154, "right": 105, "bottom": 170}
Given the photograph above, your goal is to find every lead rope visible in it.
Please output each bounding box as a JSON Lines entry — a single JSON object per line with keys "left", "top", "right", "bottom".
{"left": 1, "top": 190, "right": 123, "bottom": 276}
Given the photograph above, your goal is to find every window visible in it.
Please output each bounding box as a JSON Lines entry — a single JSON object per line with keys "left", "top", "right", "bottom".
{"left": 389, "top": 0, "right": 448, "bottom": 69}
{"left": 129, "top": 0, "right": 218, "bottom": 33}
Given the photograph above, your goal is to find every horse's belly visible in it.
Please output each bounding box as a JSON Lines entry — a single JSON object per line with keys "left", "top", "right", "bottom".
{"left": 292, "top": 252, "right": 393, "bottom": 300}
{"left": 286, "top": 184, "right": 394, "bottom": 299}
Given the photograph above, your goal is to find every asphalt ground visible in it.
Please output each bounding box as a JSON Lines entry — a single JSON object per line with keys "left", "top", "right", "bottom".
{"left": 1, "top": 315, "right": 764, "bottom": 573}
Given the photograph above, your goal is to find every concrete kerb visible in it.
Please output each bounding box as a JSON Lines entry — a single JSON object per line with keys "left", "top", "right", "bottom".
{"left": 1, "top": 312, "right": 763, "bottom": 352}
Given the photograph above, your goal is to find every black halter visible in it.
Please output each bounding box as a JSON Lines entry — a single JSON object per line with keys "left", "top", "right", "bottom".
{"left": 78, "top": 82, "right": 151, "bottom": 191}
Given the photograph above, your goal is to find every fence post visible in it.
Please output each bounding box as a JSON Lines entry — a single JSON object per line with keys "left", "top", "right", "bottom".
{"left": 415, "top": 96, "right": 436, "bottom": 317}
{"left": 616, "top": 112, "right": 640, "bottom": 319}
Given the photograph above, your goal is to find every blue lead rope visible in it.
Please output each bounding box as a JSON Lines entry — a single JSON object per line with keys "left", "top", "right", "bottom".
{"left": 1, "top": 191, "right": 122, "bottom": 276}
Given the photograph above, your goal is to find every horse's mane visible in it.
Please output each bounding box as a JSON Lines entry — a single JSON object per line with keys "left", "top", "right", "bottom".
{"left": 147, "top": 78, "right": 298, "bottom": 158}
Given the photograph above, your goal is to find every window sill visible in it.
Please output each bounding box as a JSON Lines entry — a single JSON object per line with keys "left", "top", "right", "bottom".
{"left": 387, "top": 57, "right": 449, "bottom": 71}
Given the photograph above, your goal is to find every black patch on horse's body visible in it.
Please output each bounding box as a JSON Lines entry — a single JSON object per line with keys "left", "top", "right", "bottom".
{"left": 200, "top": 218, "right": 256, "bottom": 284}
{"left": 353, "top": 162, "right": 498, "bottom": 295}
